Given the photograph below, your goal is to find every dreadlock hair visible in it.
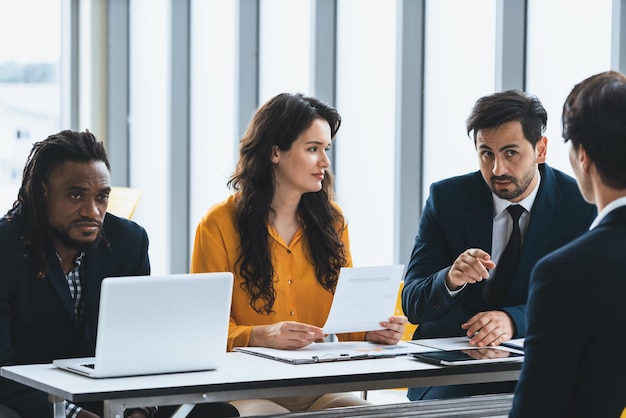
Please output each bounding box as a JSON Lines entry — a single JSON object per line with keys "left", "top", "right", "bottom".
{"left": 3, "top": 129, "right": 110, "bottom": 277}
{"left": 227, "top": 93, "right": 347, "bottom": 314}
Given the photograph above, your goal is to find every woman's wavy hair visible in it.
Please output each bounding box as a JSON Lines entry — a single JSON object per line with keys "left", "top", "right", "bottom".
{"left": 227, "top": 93, "right": 346, "bottom": 314}
{"left": 3, "top": 130, "right": 110, "bottom": 277}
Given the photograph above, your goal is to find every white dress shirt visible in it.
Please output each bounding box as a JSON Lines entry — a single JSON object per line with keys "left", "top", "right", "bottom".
{"left": 447, "top": 171, "right": 541, "bottom": 296}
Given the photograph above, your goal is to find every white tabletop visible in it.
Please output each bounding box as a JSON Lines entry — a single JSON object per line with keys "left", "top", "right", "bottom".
{"left": 1, "top": 339, "right": 523, "bottom": 417}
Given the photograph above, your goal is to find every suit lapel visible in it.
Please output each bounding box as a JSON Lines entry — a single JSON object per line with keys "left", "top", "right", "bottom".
{"left": 44, "top": 250, "right": 77, "bottom": 324}
{"left": 461, "top": 176, "right": 495, "bottom": 307}
{"left": 465, "top": 175, "right": 494, "bottom": 252}
{"left": 521, "top": 166, "right": 561, "bottom": 258}
{"left": 511, "top": 165, "right": 561, "bottom": 295}
{"left": 81, "top": 242, "right": 113, "bottom": 323}
{"left": 44, "top": 239, "right": 113, "bottom": 327}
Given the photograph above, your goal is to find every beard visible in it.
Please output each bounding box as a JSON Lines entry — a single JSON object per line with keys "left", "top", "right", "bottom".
{"left": 48, "top": 224, "right": 103, "bottom": 252}
{"left": 489, "top": 167, "right": 536, "bottom": 201}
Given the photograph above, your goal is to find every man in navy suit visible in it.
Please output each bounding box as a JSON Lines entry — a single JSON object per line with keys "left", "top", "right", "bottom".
{"left": 402, "top": 90, "right": 596, "bottom": 400}
{"left": 0, "top": 131, "right": 239, "bottom": 418}
{"left": 510, "top": 71, "right": 626, "bottom": 417}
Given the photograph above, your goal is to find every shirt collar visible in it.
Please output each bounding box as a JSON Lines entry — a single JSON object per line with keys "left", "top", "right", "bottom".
{"left": 589, "top": 196, "right": 626, "bottom": 230}
{"left": 492, "top": 169, "right": 541, "bottom": 217}
{"left": 56, "top": 251, "right": 86, "bottom": 267}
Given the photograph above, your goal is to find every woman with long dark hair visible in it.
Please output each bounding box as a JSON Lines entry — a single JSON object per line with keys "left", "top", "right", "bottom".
{"left": 192, "top": 93, "right": 406, "bottom": 415}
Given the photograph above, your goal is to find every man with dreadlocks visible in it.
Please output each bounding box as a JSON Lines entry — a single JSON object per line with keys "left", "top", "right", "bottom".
{"left": 0, "top": 130, "right": 152, "bottom": 418}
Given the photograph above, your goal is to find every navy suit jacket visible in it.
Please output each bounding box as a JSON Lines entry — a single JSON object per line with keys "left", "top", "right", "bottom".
{"left": 0, "top": 212, "right": 150, "bottom": 417}
{"left": 510, "top": 206, "right": 626, "bottom": 418}
{"left": 402, "top": 164, "right": 596, "bottom": 340}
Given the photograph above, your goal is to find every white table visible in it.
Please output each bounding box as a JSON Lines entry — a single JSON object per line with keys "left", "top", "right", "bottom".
{"left": 1, "top": 347, "right": 521, "bottom": 418}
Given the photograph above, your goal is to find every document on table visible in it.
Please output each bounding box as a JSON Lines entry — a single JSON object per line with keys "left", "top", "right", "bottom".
{"left": 234, "top": 341, "right": 429, "bottom": 365}
{"left": 410, "top": 336, "right": 525, "bottom": 353}
{"left": 408, "top": 336, "right": 475, "bottom": 351}
{"left": 322, "top": 264, "right": 405, "bottom": 334}
{"left": 501, "top": 338, "right": 525, "bottom": 351}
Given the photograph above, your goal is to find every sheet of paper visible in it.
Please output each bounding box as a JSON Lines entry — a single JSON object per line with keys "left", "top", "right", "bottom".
{"left": 235, "top": 340, "right": 428, "bottom": 364}
{"left": 322, "top": 265, "right": 405, "bottom": 334}
{"left": 408, "top": 336, "right": 473, "bottom": 351}
{"left": 410, "top": 336, "right": 525, "bottom": 353}
{"left": 501, "top": 338, "right": 525, "bottom": 351}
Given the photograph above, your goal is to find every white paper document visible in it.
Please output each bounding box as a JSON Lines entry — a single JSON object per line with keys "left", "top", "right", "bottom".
{"left": 410, "top": 336, "right": 525, "bottom": 353}
{"left": 408, "top": 336, "right": 474, "bottom": 351}
{"left": 501, "top": 338, "right": 525, "bottom": 351}
{"left": 235, "top": 340, "right": 427, "bottom": 364}
{"left": 322, "top": 265, "right": 405, "bottom": 334}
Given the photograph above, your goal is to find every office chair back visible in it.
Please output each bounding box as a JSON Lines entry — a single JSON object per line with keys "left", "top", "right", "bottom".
{"left": 107, "top": 187, "right": 142, "bottom": 219}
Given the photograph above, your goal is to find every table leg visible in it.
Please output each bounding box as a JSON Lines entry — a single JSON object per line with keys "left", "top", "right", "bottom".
{"left": 171, "top": 404, "right": 195, "bottom": 418}
{"left": 103, "top": 400, "right": 126, "bottom": 418}
{"left": 49, "top": 395, "right": 65, "bottom": 418}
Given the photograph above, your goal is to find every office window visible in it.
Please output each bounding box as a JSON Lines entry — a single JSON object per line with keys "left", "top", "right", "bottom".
{"left": 526, "top": 0, "right": 612, "bottom": 177}
{"left": 0, "top": 0, "right": 62, "bottom": 211}
{"left": 335, "top": 0, "right": 397, "bottom": 266}
{"left": 422, "top": 0, "right": 496, "bottom": 204}
{"left": 129, "top": 0, "right": 170, "bottom": 274}
{"left": 189, "top": 1, "right": 238, "bottom": 243}
{"left": 259, "top": 0, "right": 312, "bottom": 102}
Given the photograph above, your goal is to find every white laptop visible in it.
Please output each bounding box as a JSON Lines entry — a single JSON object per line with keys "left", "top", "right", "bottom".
{"left": 53, "top": 272, "right": 233, "bottom": 378}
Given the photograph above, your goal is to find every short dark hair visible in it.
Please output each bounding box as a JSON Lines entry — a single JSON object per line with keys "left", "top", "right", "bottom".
{"left": 466, "top": 89, "right": 548, "bottom": 147}
{"left": 562, "top": 70, "right": 626, "bottom": 189}
{"left": 4, "top": 129, "right": 110, "bottom": 276}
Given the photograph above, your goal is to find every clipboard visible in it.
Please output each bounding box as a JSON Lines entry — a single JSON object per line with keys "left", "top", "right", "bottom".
{"left": 234, "top": 341, "right": 426, "bottom": 365}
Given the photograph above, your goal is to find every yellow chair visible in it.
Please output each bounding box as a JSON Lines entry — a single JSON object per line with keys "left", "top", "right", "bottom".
{"left": 395, "top": 281, "right": 418, "bottom": 341}
{"left": 107, "top": 187, "right": 142, "bottom": 219}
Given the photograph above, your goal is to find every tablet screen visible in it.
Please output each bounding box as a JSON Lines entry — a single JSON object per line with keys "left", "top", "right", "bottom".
{"left": 411, "top": 348, "right": 524, "bottom": 366}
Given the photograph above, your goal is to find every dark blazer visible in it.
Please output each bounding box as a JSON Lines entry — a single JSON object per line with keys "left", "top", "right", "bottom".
{"left": 0, "top": 212, "right": 150, "bottom": 418}
{"left": 510, "top": 206, "right": 626, "bottom": 418}
{"left": 402, "top": 164, "right": 596, "bottom": 340}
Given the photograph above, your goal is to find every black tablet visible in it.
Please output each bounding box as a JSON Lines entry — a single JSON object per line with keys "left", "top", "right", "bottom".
{"left": 411, "top": 348, "right": 524, "bottom": 366}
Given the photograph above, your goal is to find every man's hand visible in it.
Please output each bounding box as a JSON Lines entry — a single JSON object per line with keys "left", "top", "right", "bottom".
{"left": 365, "top": 316, "right": 408, "bottom": 345}
{"left": 462, "top": 310, "right": 514, "bottom": 347}
{"left": 250, "top": 321, "right": 324, "bottom": 349}
{"left": 446, "top": 248, "right": 496, "bottom": 290}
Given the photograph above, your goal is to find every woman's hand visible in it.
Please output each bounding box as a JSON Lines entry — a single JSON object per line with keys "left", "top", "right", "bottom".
{"left": 250, "top": 321, "right": 324, "bottom": 349}
{"left": 364, "top": 315, "right": 408, "bottom": 345}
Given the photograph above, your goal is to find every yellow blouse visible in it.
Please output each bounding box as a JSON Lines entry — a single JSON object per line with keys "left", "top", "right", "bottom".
{"left": 191, "top": 194, "right": 365, "bottom": 350}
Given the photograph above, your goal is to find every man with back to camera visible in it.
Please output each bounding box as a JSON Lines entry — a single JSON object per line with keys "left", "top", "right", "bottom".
{"left": 510, "top": 70, "right": 626, "bottom": 417}
{"left": 401, "top": 90, "right": 596, "bottom": 400}
{"left": 0, "top": 130, "right": 239, "bottom": 418}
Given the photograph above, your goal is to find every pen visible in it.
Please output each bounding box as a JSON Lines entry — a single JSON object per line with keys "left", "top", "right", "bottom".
{"left": 312, "top": 353, "right": 352, "bottom": 362}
